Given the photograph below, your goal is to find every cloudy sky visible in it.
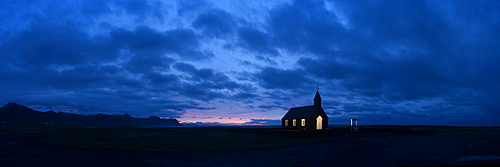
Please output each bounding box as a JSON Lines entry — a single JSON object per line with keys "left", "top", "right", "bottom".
{"left": 1, "top": 0, "right": 498, "bottom": 126}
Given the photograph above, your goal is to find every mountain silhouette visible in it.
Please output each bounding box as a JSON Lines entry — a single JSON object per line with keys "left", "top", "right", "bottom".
{"left": 0, "top": 103, "right": 180, "bottom": 127}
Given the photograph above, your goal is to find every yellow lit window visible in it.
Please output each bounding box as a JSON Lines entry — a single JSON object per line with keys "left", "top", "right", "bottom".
{"left": 285, "top": 120, "right": 288, "bottom": 126}
{"left": 301, "top": 119, "right": 305, "bottom": 126}
{"left": 293, "top": 119, "right": 296, "bottom": 126}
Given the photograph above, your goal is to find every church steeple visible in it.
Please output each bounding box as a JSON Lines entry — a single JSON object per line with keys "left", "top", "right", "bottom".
{"left": 314, "top": 90, "right": 322, "bottom": 107}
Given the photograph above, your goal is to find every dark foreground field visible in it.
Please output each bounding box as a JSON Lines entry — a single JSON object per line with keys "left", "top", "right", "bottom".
{"left": 1, "top": 125, "right": 500, "bottom": 167}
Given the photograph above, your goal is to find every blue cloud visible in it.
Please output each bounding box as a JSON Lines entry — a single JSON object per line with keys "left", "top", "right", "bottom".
{"left": 237, "top": 27, "right": 278, "bottom": 55}
{"left": 0, "top": 0, "right": 498, "bottom": 125}
{"left": 192, "top": 9, "right": 236, "bottom": 38}
{"left": 255, "top": 67, "right": 314, "bottom": 90}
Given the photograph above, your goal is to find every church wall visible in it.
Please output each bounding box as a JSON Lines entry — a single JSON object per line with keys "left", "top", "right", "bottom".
{"left": 282, "top": 116, "right": 325, "bottom": 131}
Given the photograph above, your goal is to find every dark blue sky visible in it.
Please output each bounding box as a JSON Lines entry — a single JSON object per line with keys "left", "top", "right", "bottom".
{"left": 1, "top": 0, "right": 499, "bottom": 125}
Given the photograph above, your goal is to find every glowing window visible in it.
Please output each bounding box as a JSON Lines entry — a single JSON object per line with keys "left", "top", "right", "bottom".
{"left": 301, "top": 119, "right": 305, "bottom": 126}
{"left": 293, "top": 119, "right": 296, "bottom": 126}
{"left": 285, "top": 120, "right": 288, "bottom": 126}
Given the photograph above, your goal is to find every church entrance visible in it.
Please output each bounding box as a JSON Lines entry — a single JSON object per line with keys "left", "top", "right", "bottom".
{"left": 316, "top": 115, "right": 322, "bottom": 130}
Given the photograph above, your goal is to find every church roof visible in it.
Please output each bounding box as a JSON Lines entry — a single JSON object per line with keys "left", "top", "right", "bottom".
{"left": 282, "top": 105, "right": 319, "bottom": 120}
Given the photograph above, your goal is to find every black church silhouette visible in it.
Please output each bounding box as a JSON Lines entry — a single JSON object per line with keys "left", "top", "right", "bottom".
{"left": 281, "top": 91, "right": 329, "bottom": 130}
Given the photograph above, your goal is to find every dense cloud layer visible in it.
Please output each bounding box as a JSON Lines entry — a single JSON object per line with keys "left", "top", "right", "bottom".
{"left": 0, "top": 0, "right": 498, "bottom": 125}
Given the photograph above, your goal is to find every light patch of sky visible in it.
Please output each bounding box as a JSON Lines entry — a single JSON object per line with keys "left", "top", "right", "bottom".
{"left": 86, "top": 8, "right": 139, "bottom": 36}
{"left": 0, "top": 2, "right": 41, "bottom": 37}
{"left": 160, "top": 1, "right": 201, "bottom": 30}
{"left": 49, "top": 65, "right": 75, "bottom": 73}
{"left": 104, "top": 49, "right": 132, "bottom": 67}
{"left": 130, "top": 1, "right": 185, "bottom": 31}
{"left": 382, "top": 43, "right": 411, "bottom": 59}
{"left": 323, "top": 0, "right": 350, "bottom": 29}
{"left": 274, "top": 49, "right": 314, "bottom": 70}
{"left": 211, "top": 0, "right": 292, "bottom": 31}
{"left": 87, "top": 1, "right": 190, "bottom": 36}
{"left": 179, "top": 107, "right": 255, "bottom": 124}
{"left": 178, "top": 97, "right": 287, "bottom": 124}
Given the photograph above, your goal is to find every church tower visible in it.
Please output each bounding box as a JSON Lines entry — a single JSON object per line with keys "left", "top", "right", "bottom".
{"left": 314, "top": 90, "right": 322, "bottom": 107}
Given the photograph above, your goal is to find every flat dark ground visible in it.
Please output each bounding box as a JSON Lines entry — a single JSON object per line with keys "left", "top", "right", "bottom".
{"left": 1, "top": 125, "right": 499, "bottom": 167}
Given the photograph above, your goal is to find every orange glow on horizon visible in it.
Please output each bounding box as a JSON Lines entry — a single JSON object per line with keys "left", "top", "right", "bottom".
{"left": 178, "top": 117, "right": 251, "bottom": 124}
{"left": 177, "top": 104, "right": 286, "bottom": 125}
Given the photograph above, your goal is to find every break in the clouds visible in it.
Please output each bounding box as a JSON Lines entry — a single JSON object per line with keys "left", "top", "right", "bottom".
{"left": 0, "top": 0, "right": 498, "bottom": 126}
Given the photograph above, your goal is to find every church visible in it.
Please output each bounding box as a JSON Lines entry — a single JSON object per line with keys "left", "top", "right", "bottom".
{"left": 281, "top": 91, "right": 329, "bottom": 130}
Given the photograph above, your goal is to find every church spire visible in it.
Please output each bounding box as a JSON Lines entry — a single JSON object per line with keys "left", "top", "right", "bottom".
{"left": 314, "top": 90, "right": 322, "bottom": 107}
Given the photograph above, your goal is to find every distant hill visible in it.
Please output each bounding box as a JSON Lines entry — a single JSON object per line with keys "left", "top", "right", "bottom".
{"left": 0, "top": 103, "right": 180, "bottom": 127}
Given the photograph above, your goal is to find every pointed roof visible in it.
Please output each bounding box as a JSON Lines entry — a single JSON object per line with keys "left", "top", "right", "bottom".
{"left": 282, "top": 105, "right": 319, "bottom": 120}
{"left": 314, "top": 91, "right": 322, "bottom": 101}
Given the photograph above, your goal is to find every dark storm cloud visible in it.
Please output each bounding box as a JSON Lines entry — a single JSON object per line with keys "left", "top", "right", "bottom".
{"left": 264, "top": 0, "right": 500, "bottom": 118}
{"left": 5, "top": 25, "right": 93, "bottom": 67}
{"left": 0, "top": 61, "right": 187, "bottom": 117}
{"left": 268, "top": 0, "right": 344, "bottom": 55}
{"left": 255, "top": 67, "right": 315, "bottom": 90}
{"left": 298, "top": 55, "right": 459, "bottom": 100}
{"left": 72, "top": 0, "right": 164, "bottom": 19}
{"left": 126, "top": 54, "right": 174, "bottom": 74}
{"left": 116, "top": 0, "right": 164, "bottom": 20}
{"left": 0, "top": 2, "right": 219, "bottom": 117}
{"left": 174, "top": 62, "right": 233, "bottom": 85}
{"left": 1, "top": 23, "right": 197, "bottom": 87}
{"left": 176, "top": 0, "right": 212, "bottom": 16}
{"left": 192, "top": 9, "right": 236, "bottom": 38}
{"left": 143, "top": 72, "right": 180, "bottom": 87}
{"left": 110, "top": 26, "right": 211, "bottom": 60}
{"left": 3, "top": 23, "right": 206, "bottom": 69}
{"left": 174, "top": 62, "right": 222, "bottom": 82}
{"left": 173, "top": 62, "right": 256, "bottom": 101}
{"left": 81, "top": 0, "right": 112, "bottom": 16}
{"left": 237, "top": 28, "right": 278, "bottom": 55}
{"left": 268, "top": 0, "right": 459, "bottom": 99}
